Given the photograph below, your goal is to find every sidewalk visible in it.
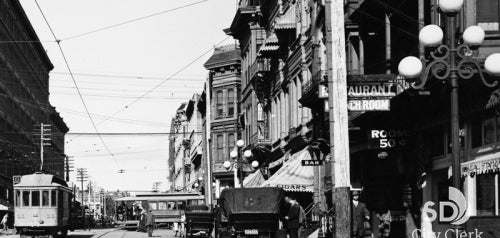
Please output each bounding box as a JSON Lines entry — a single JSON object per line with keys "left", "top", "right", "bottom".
{"left": 0, "top": 228, "right": 117, "bottom": 238}
{"left": 68, "top": 228, "right": 118, "bottom": 237}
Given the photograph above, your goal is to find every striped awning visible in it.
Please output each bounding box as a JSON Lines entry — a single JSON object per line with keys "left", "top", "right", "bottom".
{"left": 275, "top": 3, "right": 296, "bottom": 31}
{"left": 243, "top": 169, "right": 266, "bottom": 187}
{"left": 260, "top": 148, "right": 314, "bottom": 192}
{"left": 257, "top": 33, "right": 279, "bottom": 57}
{"left": 461, "top": 151, "right": 500, "bottom": 177}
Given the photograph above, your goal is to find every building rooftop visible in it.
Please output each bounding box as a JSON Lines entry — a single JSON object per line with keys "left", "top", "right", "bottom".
{"left": 203, "top": 44, "right": 241, "bottom": 69}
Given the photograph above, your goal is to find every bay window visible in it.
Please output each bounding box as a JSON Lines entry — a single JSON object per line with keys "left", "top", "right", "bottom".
{"left": 477, "top": 0, "right": 500, "bottom": 32}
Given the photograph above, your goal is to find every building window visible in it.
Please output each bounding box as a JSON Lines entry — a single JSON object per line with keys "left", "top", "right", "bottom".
{"left": 216, "top": 91, "right": 224, "bottom": 118}
{"left": 476, "top": 173, "right": 499, "bottom": 216}
{"left": 484, "top": 114, "right": 496, "bottom": 145}
{"left": 426, "top": 126, "right": 445, "bottom": 158}
{"left": 216, "top": 135, "right": 224, "bottom": 162}
{"left": 477, "top": 0, "right": 500, "bottom": 31}
{"left": 227, "top": 89, "right": 234, "bottom": 117}
{"left": 257, "top": 103, "right": 264, "bottom": 122}
{"left": 471, "top": 117, "right": 483, "bottom": 148}
{"left": 228, "top": 133, "right": 235, "bottom": 151}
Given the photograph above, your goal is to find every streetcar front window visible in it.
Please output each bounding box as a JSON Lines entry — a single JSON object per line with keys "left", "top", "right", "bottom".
{"left": 32, "top": 190, "right": 40, "bottom": 207}
{"left": 15, "top": 191, "right": 20, "bottom": 207}
{"left": 42, "top": 190, "right": 50, "bottom": 206}
{"left": 149, "top": 202, "right": 158, "bottom": 210}
{"left": 158, "top": 202, "right": 167, "bottom": 210}
{"left": 22, "top": 191, "right": 30, "bottom": 207}
{"left": 51, "top": 190, "right": 57, "bottom": 206}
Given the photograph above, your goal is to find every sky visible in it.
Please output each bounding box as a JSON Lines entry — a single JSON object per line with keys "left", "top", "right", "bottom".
{"left": 20, "top": 0, "right": 238, "bottom": 191}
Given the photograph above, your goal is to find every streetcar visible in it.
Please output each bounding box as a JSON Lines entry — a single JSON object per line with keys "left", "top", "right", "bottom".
{"left": 14, "top": 172, "right": 73, "bottom": 237}
{"left": 114, "top": 192, "right": 204, "bottom": 228}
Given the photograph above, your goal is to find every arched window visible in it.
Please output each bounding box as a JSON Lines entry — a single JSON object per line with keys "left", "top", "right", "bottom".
{"left": 227, "top": 89, "right": 235, "bottom": 117}
{"left": 216, "top": 134, "right": 224, "bottom": 162}
{"left": 227, "top": 133, "right": 235, "bottom": 151}
{"left": 216, "top": 91, "right": 224, "bottom": 118}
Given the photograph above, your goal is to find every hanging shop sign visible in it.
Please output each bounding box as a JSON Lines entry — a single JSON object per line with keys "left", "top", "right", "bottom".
{"left": 301, "top": 160, "right": 323, "bottom": 166}
{"left": 348, "top": 74, "right": 402, "bottom": 111}
{"left": 318, "top": 74, "right": 408, "bottom": 111}
{"left": 369, "top": 129, "right": 408, "bottom": 149}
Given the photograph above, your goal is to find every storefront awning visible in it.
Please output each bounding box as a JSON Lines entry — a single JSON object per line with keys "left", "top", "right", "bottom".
{"left": 275, "top": 3, "right": 296, "bottom": 31}
{"left": 243, "top": 169, "right": 266, "bottom": 187}
{"left": 0, "top": 199, "right": 13, "bottom": 212}
{"left": 260, "top": 148, "right": 314, "bottom": 192}
{"left": 461, "top": 151, "right": 500, "bottom": 177}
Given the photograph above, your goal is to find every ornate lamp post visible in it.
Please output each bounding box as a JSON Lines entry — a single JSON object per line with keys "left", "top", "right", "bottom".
{"left": 398, "top": 0, "right": 500, "bottom": 231}
{"left": 223, "top": 140, "right": 259, "bottom": 188}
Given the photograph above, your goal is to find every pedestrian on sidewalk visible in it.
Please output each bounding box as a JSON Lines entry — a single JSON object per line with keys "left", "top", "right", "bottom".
{"left": 146, "top": 210, "right": 156, "bottom": 237}
{"left": 284, "top": 196, "right": 303, "bottom": 238}
{"left": 1, "top": 214, "right": 8, "bottom": 232}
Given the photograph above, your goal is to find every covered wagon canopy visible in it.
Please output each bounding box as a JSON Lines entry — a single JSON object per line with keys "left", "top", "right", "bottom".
{"left": 260, "top": 148, "right": 314, "bottom": 192}
{"left": 14, "top": 172, "right": 68, "bottom": 188}
{"left": 219, "top": 187, "right": 285, "bottom": 218}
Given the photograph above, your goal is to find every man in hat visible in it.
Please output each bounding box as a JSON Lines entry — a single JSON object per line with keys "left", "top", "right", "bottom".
{"left": 352, "top": 191, "right": 370, "bottom": 238}
{"left": 146, "top": 210, "right": 156, "bottom": 237}
{"left": 284, "top": 196, "right": 304, "bottom": 238}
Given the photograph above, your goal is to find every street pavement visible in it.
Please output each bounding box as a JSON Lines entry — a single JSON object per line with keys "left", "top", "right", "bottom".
{"left": 0, "top": 228, "right": 174, "bottom": 238}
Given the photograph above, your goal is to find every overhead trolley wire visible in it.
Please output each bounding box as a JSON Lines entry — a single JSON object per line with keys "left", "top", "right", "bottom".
{"left": 34, "top": 0, "right": 117, "bottom": 163}
{"left": 66, "top": 36, "right": 231, "bottom": 142}
{"left": 62, "top": 0, "right": 209, "bottom": 41}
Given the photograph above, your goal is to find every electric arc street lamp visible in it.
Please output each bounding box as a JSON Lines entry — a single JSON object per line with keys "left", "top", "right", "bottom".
{"left": 223, "top": 140, "right": 259, "bottom": 188}
{"left": 398, "top": 0, "right": 500, "bottom": 231}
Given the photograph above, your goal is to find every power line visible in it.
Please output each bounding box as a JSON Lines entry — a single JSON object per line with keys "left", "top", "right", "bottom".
{"left": 70, "top": 36, "right": 231, "bottom": 138}
{"left": 67, "top": 132, "right": 199, "bottom": 136}
{"left": 50, "top": 71, "right": 206, "bottom": 81}
{"left": 50, "top": 91, "right": 203, "bottom": 100}
{"left": 34, "top": 0, "right": 117, "bottom": 164}
{"left": 62, "top": 0, "right": 209, "bottom": 41}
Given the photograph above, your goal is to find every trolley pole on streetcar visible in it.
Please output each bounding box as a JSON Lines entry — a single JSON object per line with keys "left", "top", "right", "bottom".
{"left": 34, "top": 123, "right": 51, "bottom": 172}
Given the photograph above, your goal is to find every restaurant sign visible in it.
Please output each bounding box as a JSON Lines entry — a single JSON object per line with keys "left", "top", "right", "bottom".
{"left": 347, "top": 74, "right": 401, "bottom": 111}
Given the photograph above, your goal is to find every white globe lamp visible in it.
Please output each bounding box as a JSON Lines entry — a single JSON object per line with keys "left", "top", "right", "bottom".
{"left": 223, "top": 161, "right": 232, "bottom": 169}
{"left": 398, "top": 56, "right": 423, "bottom": 79}
{"left": 243, "top": 150, "right": 252, "bottom": 158}
{"left": 419, "top": 25, "right": 443, "bottom": 47}
{"left": 236, "top": 140, "right": 245, "bottom": 148}
{"left": 439, "top": 0, "right": 464, "bottom": 13}
{"left": 485, "top": 53, "right": 500, "bottom": 76}
{"left": 251, "top": 160, "right": 259, "bottom": 168}
{"left": 463, "top": 26, "right": 485, "bottom": 47}
{"left": 198, "top": 176, "right": 203, "bottom": 181}
{"left": 230, "top": 150, "right": 238, "bottom": 159}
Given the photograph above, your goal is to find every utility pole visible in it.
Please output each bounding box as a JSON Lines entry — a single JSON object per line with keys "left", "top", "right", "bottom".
{"left": 34, "top": 123, "right": 51, "bottom": 171}
{"left": 76, "top": 168, "right": 88, "bottom": 219}
{"left": 325, "top": 0, "right": 351, "bottom": 237}
{"left": 204, "top": 81, "right": 213, "bottom": 207}
{"left": 65, "top": 156, "right": 74, "bottom": 182}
